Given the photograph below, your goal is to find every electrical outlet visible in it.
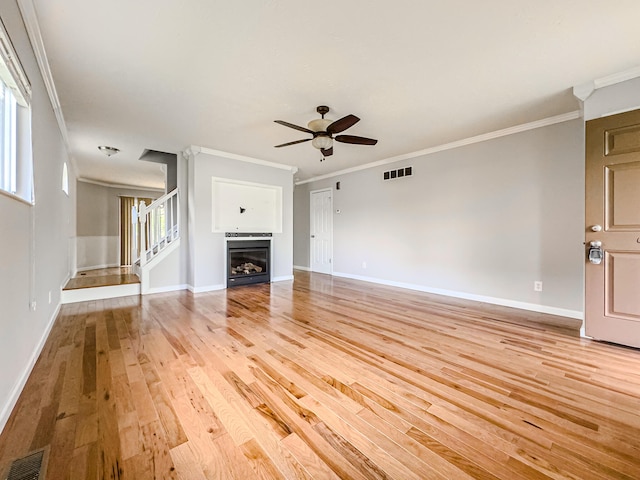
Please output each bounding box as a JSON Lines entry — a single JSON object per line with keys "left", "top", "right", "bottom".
{"left": 30, "top": 301, "right": 37, "bottom": 311}
{"left": 362, "top": 261, "right": 367, "bottom": 269}
{"left": 534, "top": 281, "right": 543, "bottom": 292}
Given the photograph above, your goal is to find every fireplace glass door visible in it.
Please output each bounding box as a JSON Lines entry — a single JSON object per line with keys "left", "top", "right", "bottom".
{"left": 227, "top": 240, "right": 270, "bottom": 286}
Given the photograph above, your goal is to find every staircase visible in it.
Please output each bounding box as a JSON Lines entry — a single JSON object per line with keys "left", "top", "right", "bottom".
{"left": 133, "top": 188, "right": 181, "bottom": 293}
{"left": 62, "top": 188, "right": 180, "bottom": 303}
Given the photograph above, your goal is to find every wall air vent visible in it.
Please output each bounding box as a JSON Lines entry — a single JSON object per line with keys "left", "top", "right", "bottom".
{"left": 383, "top": 166, "right": 412, "bottom": 181}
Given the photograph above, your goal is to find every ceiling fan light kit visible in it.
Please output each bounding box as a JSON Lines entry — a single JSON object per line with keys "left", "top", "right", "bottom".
{"left": 98, "top": 145, "right": 120, "bottom": 157}
{"left": 311, "top": 135, "right": 332, "bottom": 150}
{"left": 274, "top": 105, "right": 377, "bottom": 159}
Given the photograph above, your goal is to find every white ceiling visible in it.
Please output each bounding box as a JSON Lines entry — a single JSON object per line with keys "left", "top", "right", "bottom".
{"left": 29, "top": 0, "right": 640, "bottom": 188}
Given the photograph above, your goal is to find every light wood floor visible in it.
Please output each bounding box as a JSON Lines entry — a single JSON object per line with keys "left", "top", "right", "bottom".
{"left": 1, "top": 272, "right": 639, "bottom": 479}
{"left": 64, "top": 267, "right": 140, "bottom": 290}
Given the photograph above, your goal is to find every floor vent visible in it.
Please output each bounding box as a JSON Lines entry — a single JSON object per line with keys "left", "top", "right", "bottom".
{"left": 5, "top": 449, "right": 46, "bottom": 480}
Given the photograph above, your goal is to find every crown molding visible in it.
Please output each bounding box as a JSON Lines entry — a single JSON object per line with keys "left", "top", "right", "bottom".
{"left": 18, "top": 0, "right": 78, "bottom": 177}
{"left": 78, "top": 177, "right": 165, "bottom": 192}
{"left": 185, "top": 145, "right": 298, "bottom": 174}
{"left": 296, "top": 110, "right": 581, "bottom": 185}
{"left": 573, "top": 65, "right": 640, "bottom": 101}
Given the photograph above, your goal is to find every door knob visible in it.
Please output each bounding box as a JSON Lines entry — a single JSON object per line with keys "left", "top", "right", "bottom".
{"left": 591, "top": 225, "right": 602, "bottom": 232}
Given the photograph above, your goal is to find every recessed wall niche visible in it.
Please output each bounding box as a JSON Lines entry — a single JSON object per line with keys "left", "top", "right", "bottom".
{"left": 212, "top": 177, "right": 283, "bottom": 233}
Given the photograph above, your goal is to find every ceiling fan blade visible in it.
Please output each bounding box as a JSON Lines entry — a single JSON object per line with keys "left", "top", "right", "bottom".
{"left": 326, "top": 114, "right": 360, "bottom": 134}
{"left": 274, "top": 120, "right": 314, "bottom": 134}
{"left": 321, "top": 147, "right": 333, "bottom": 157}
{"left": 335, "top": 135, "right": 378, "bottom": 145}
{"left": 274, "top": 138, "right": 312, "bottom": 148}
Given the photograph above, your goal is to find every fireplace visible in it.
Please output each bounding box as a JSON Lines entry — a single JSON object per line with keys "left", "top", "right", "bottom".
{"left": 226, "top": 239, "right": 270, "bottom": 287}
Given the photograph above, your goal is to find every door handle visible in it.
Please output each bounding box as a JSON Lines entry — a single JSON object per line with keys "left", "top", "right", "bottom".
{"left": 588, "top": 241, "right": 603, "bottom": 264}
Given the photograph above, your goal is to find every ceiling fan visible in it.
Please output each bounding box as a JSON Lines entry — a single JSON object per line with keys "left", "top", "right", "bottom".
{"left": 274, "top": 106, "right": 377, "bottom": 159}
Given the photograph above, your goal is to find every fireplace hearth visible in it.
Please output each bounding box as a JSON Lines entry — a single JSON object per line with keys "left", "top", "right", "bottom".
{"left": 226, "top": 239, "right": 270, "bottom": 286}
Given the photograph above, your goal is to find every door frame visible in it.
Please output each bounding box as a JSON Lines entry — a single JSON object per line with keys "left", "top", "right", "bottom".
{"left": 309, "top": 187, "right": 333, "bottom": 274}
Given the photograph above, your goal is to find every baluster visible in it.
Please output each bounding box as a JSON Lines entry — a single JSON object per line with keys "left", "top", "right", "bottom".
{"left": 131, "top": 204, "right": 138, "bottom": 264}
{"left": 169, "top": 196, "right": 174, "bottom": 241}
{"left": 139, "top": 201, "right": 147, "bottom": 266}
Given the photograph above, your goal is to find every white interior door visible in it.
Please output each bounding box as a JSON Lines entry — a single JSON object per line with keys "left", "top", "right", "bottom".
{"left": 310, "top": 189, "right": 332, "bottom": 274}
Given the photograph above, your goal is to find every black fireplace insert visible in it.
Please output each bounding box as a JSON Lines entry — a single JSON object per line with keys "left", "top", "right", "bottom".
{"left": 227, "top": 240, "right": 270, "bottom": 286}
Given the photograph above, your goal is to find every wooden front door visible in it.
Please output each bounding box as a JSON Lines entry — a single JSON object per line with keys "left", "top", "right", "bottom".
{"left": 310, "top": 188, "right": 332, "bottom": 274}
{"left": 585, "top": 108, "right": 640, "bottom": 348}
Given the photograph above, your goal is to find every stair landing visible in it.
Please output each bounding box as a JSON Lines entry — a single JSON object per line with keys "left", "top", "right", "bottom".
{"left": 62, "top": 267, "right": 140, "bottom": 303}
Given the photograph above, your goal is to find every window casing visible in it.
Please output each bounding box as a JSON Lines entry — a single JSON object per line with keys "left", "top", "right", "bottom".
{"left": 0, "top": 17, "right": 32, "bottom": 203}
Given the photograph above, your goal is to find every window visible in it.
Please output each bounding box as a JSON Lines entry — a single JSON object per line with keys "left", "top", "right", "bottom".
{"left": 0, "top": 17, "right": 33, "bottom": 203}
{"left": 0, "top": 80, "right": 17, "bottom": 193}
{"left": 62, "top": 162, "right": 69, "bottom": 195}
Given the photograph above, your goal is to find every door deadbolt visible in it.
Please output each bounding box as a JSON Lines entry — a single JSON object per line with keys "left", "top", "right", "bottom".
{"left": 591, "top": 225, "right": 602, "bottom": 232}
{"left": 588, "top": 241, "right": 603, "bottom": 265}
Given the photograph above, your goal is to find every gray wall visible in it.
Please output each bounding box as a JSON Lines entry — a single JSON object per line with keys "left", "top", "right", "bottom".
{"left": 187, "top": 151, "right": 294, "bottom": 290}
{"left": 0, "top": 1, "right": 75, "bottom": 432}
{"left": 76, "top": 180, "right": 162, "bottom": 269}
{"left": 294, "top": 118, "right": 585, "bottom": 313}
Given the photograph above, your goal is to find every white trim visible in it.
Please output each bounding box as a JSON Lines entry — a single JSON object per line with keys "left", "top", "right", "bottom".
{"left": 76, "top": 263, "right": 119, "bottom": 272}
{"left": 0, "top": 11, "right": 31, "bottom": 106}
{"left": 333, "top": 271, "right": 584, "bottom": 320}
{"left": 296, "top": 111, "right": 582, "bottom": 185}
{"left": 77, "top": 177, "right": 165, "bottom": 192}
{"left": 17, "top": 0, "right": 78, "bottom": 175}
{"left": 61, "top": 283, "right": 140, "bottom": 304}
{"left": 293, "top": 265, "right": 310, "bottom": 271}
{"left": 573, "top": 83, "right": 596, "bottom": 102}
{"left": 144, "top": 284, "right": 189, "bottom": 295}
{"left": 188, "top": 283, "right": 226, "bottom": 293}
{"left": 573, "top": 65, "right": 640, "bottom": 101}
{"left": 0, "top": 301, "right": 60, "bottom": 434}
{"left": 272, "top": 275, "right": 294, "bottom": 282}
{"left": 0, "top": 186, "right": 33, "bottom": 206}
{"left": 187, "top": 145, "right": 299, "bottom": 174}
{"left": 60, "top": 272, "right": 71, "bottom": 295}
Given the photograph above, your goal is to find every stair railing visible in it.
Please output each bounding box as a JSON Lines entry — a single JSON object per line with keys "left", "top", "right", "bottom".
{"left": 136, "top": 188, "right": 179, "bottom": 266}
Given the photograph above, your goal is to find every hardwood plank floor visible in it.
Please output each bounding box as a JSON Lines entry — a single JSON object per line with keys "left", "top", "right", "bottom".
{"left": 64, "top": 267, "right": 140, "bottom": 290}
{"left": 1, "top": 271, "right": 639, "bottom": 479}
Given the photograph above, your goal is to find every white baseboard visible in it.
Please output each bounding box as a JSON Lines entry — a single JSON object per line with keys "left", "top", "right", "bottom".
{"left": 332, "top": 271, "right": 584, "bottom": 320}
{"left": 76, "top": 263, "right": 119, "bottom": 272}
{"left": 188, "top": 284, "right": 226, "bottom": 293}
{"left": 293, "top": 265, "right": 310, "bottom": 271}
{"left": 144, "top": 284, "right": 189, "bottom": 295}
{"left": 0, "top": 302, "right": 61, "bottom": 434}
{"left": 272, "top": 275, "right": 294, "bottom": 282}
{"left": 61, "top": 283, "right": 140, "bottom": 304}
